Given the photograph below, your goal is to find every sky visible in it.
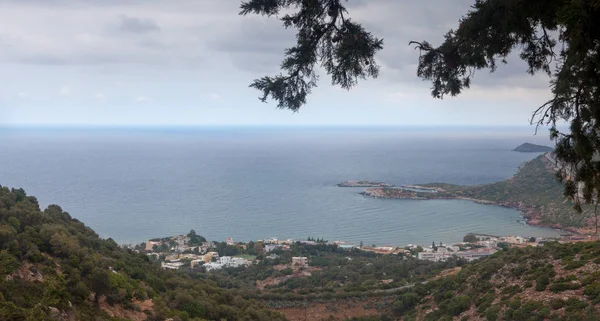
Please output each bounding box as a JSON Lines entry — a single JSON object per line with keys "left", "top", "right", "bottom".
{"left": 0, "top": 0, "right": 556, "bottom": 127}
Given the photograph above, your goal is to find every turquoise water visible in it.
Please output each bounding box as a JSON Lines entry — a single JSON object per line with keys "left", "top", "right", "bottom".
{"left": 0, "top": 127, "right": 562, "bottom": 246}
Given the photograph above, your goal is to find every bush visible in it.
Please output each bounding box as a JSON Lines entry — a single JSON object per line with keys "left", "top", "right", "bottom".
{"left": 535, "top": 274, "right": 550, "bottom": 291}
{"left": 484, "top": 305, "right": 500, "bottom": 321}
{"left": 463, "top": 234, "right": 478, "bottom": 243}
{"left": 583, "top": 283, "right": 600, "bottom": 302}
{"left": 564, "top": 298, "right": 587, "bottom": 312}
{"left": 549, "top": 298, "right": 565, "bottom": 310}
{"left": 549, "top": 282, "right": 581, "bottom": 292}
{"left": 564, "top": 260, "right": 585, "bottom": 270}
{"left": 392, "top": 292, "right": 420, "bottom": 314}
{"left": 447, "top": 295, "right": 471, "bottom": 316}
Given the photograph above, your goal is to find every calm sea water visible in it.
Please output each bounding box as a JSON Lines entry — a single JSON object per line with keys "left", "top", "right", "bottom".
{"left": 0, "top": 127, "right": 562, "bottom": 246}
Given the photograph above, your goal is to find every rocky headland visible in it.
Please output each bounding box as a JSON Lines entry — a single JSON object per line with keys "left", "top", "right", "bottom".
{"left": 349, "top": 153, "right": 594, "bottom": 235}
{"left": 337, "top": 180, "right": 394, "bottom": 187}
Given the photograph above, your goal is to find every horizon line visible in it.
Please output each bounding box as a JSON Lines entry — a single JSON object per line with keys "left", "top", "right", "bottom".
{"left": 0, "top": 124, "right": 557, "bottom": 130}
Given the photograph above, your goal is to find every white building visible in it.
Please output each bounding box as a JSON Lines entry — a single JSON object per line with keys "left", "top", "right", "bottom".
{"left": 292, "top": 257, "right": 308, "bottom": 267}
{"left": 202, "top": 256, "right": 250, "bottom": 272}
{"left": 161, "top": 261, "right": 184, "bottom": 270}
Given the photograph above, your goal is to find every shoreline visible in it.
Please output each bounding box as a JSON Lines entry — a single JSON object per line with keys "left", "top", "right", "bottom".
{"left": 359, "top": 187, "right": 579, "bottom": 235}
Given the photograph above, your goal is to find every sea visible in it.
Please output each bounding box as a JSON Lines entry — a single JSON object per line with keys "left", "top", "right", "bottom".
{"left": 0, "top": 126, "right": 563, "bottom": 246}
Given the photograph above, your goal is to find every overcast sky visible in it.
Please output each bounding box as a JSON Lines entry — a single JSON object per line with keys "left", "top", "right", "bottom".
{"left": 0, "top": 0, "right": 555, "bottom": 127}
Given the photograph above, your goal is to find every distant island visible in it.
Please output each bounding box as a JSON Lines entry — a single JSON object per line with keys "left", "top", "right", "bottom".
{"left": 512, "top": 142, "right": 553, "bottom": 153}
{"left": 337, "top": 180, "right": 394, "bottom": 187}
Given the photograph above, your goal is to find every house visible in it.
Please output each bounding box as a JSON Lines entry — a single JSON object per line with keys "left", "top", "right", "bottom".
{"left": 455, "top": 249, "right": 497, "bottom": 261}
{"left": 191, "top": 259, "right": 204, "bottom": 268}
{"left": 292, "top": 257, "right": 308, "bottom": 267}
{"left": 202, "top": 256, "right": 250, "bottom": 272}
{"left": 417, "top": 252, "right": 449, "bottom": 262}
{"left": 145, "top": 241, "right": 162, "bottom": 251}
{"left": 203, "top": 262, "right": 222, "bottom": 271}
{"left": 264, "top": 244, "right": 281, "bottom": 253}
{"left": 226, "top": 237, "right": 234, "bottom": 246}
{"left": 161, "top": 260, "right": 184, "bottom": 270}
{"left": 500, "top": 236, "right": 525, "bottom": 244}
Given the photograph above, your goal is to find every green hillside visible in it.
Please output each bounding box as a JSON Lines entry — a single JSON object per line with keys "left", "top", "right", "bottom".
{"left": 0, "top": 186, "right": 285, "bottom": 321}
{"left": 398, "top": 241, "right": 600, "bottom": 321}
{"left": 421, "top": 154, "right": 593, "bottom": 229}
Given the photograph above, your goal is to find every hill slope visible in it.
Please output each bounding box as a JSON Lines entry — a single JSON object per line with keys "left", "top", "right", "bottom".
{"left": 365, "top": 154, "right": 595, "bottom": 232}
{"left": 401, "top": 241, "right": 600, "bottom": 321}
{"left": 0, "top": 186, "right": 286, "bottom": 320}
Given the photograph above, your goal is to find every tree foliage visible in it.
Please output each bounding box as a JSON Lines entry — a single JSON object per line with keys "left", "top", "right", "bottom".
{"left": 240, "top": 0, "right": 600, "bottom": 211}
{"left": 239, "top": 0, "right": 383, "bottom": 111}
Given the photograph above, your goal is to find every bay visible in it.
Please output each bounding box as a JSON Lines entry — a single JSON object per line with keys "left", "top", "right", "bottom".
{"left": 0, "top": 126, "right": 562, "bottom": 246}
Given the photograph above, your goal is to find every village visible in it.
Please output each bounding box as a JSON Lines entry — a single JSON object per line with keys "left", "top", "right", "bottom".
{"left": 131, "top": 230, "right": 585, "bottom": 272}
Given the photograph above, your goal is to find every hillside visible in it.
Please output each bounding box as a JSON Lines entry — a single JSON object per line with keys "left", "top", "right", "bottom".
{"left": 0, "top": 186, "right": 286, "bottom": 320}
{"left": 424, "top": 154, "right": 594, "bottom": 231}
{"left": 253, "top": 241, "right": 600, "bottom": 320}
{"left": 2, "top": 185, "right": 600, "bottom": 321}
{"left": 399, "top": 241, "right": 600, "bottom": 320}
{"left": 365, "top": 154, "right": 595, "bottom": 232}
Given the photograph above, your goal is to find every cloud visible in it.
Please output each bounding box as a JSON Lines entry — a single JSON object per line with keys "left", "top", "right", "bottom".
{"left": 112, "top": 14, "right": 160, "bottom": 34}
{"left": 134, "top": 96, "right": 151, "bottom": 103}
{"left": 59, "top": 85, "right": 72, "bottom": 96}
{"left": 94, "top": 93, "right": 107, "bottom": 101}
{"left": 205, "top": 93, "right": 221, "bottom": 100}
{"left": 0, "top": 1, "right": 218, "bottom": 66}
{"left": 17, "top": 91, "right": 30, "bottom": 98}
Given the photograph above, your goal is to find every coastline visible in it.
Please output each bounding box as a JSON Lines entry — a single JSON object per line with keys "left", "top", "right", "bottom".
{"left": 359, "top": 187, "right": 579, "bottom": 235}
{"left": 344, "top": 152, "right": 591, "bottom": 236}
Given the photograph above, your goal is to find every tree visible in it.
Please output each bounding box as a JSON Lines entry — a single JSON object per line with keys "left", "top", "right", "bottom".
{"left": 463, "top": 234, "right": 478, "bottom": 243}
{"left": 187, "top": 229, "right": 206, "bottom": 246}
{"left": 239, "top": 0, "right": 600, "bottom": 211}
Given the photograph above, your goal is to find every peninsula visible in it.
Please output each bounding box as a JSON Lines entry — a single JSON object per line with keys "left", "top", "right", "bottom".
{"left": 350, "top": 153, "right": 596, "bottom": 235}
{"left": 512, "top": 142, "right": 554, "bottom": 153}
{"left": 337, "top": 180, "right": 394, "bottom": 187}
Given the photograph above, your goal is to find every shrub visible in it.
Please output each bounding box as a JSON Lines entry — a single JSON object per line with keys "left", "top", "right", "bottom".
{"left": 564, "top": 298, "right": 587, "bottom": 312}
{"left": 549, "top": 282, "right": 581, "bottom": 292}
{"left": 447, "top": 295, "right": 471, "bottom": 316}
{"left": 535, "top": 274, "right": 550, "bottom": 291}
{"left": 549, "top": 298, "right": 565, "bottom": 310}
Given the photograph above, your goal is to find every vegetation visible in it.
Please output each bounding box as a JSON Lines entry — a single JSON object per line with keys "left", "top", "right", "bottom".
{"left": 387, "top": 241, "right": 600, "bottom": 320}
{"left": 202, "top": 242, "right": 464, "bottom": 296}
{"left": 375, "top": 154, "right": 595, "bottom": 229}
{"left": 0, "top": 186, "right": 285, "bottom": 320}
{"left": 239, "top": 0, "right": 600, "bottom": 213}
{"left": 5, "top": 184, "right": 600, "bottom": 320}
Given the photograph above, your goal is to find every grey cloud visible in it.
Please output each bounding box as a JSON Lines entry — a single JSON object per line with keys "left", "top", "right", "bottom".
{"left": 0, "top": 2, "right": 212, "bottom": 66}
{"left": 210, "top": 18, "right": 295, "bottom": 73}
{"left": 113, "top": 14, "right": 161, "bottom": 34}
{"left": 0, "top": 0, "right": 554, "bottom": 90}
{"left": 348, "top": 0, "right": 549, "bottom": 90}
